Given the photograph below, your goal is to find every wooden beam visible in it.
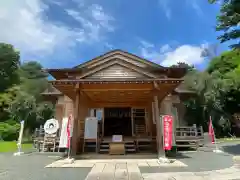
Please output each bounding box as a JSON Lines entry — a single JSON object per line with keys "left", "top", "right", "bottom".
{"left": 89, "top": 102, "right": 148, "bottom": 108}
{"left": 81, "top": 83, "right": 154, "bottom": 90}
{"left": 82, "top": 88, "right": 152, "bottom": 92}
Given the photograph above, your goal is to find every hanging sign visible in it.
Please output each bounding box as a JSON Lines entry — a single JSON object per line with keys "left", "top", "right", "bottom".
{"left": 163, "top": 115, "right": 173, "bottom": 150}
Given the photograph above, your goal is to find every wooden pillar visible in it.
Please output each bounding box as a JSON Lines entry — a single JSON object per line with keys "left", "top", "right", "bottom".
{"left": 154, "top": 95, "right": 164, "bottom": 156}
{"left": 162, "top": 95, "right": 177, "bottom": 146}
{"left": 71, "top": 85, "right": 80, "bottom": 155}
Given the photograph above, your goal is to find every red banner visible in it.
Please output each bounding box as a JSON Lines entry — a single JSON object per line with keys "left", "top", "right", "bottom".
{"left": 163, "top": 115, "right": 173, "bottom": 150}
{"left": 66, "top": 114, "right": 73, "bottom": 148}
{"left": 208, "top": 116, "right": 215, "bottom": 144}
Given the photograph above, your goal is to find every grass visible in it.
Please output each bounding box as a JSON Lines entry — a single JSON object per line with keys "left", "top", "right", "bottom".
{"left": 0, "top": 141, "right": 33, "bottom": 153}
{"left": 217, "top": 138, "right": 240, "bottom": 143}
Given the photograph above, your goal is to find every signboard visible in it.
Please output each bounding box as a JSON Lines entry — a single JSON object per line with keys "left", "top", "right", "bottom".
{"left": 112, "top": 135, "right": 123, "bottom": 142}
{"left": 163, "top": 115, "right": 173, "bottom": 150}
{"left": 84, "top": 117, "right": 98, "bottom": 139}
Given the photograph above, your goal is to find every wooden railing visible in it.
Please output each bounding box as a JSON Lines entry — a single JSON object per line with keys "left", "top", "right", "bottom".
{"left": 175, "top": 125, "right": 204, "bottom": 148}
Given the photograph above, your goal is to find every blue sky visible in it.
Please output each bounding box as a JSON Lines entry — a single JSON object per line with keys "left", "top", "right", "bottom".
{"left": 0, "top": 0, "right": 228, "bottom": 70}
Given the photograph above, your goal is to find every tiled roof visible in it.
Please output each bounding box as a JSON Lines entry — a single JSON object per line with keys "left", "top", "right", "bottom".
{"left": 41, "top": 84, "right": 62, "bottom": 96}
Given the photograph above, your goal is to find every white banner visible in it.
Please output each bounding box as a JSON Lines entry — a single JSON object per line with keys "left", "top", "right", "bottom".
{"left": 59, "top": 117, "right": 68, "bottom": 148}
{"left": 17, "top": 120, "right": 24, "bottom": 149}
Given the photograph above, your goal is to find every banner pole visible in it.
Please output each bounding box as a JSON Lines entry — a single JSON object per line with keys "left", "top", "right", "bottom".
{"left": 66, "top": 114, "right": 74, "bottom": 163}
{"left": 161, "top": 115, "right": 166, "bottom": 158}
{"left": 210, "top": 116, "right": 223, "bottom": 153}
{"left": 14, "top": 120, "right": 25, "bottom": 156}
{"left": 67, "top": 137, "right": 71, "bottom": 159}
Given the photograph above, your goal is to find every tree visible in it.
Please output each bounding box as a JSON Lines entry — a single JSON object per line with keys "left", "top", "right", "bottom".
{"left": 207, "top": 49, "right": 240, "bottom": 114}
{"left": 7, "top": 90, "right": 54, "bottom": 133}
{"left": 184, "top": 48, "right": 240, "bottom": 136}
{"left": 0, "top": 86, "right": 20, "bottom": 121}
{"left": 0, "top": 43, "right": 20, "bottom": 92}
{"left": 207, "top": 49, "right": 240, "bottom": 74}
{"left": 19, "top": 61, "right": 48, "bottom": 101}
{"left": 170, "top": 62, "right": 195, "bottom": 72}
{"left": 209, "top": 0, "right": 240, "bottom": 48}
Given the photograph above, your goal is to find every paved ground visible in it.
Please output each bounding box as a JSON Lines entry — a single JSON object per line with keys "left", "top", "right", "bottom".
{"left": 0, "top": 143, "right": 240, "bottom": 180}
{"left": 0, "top": 153, "right": 90, "bottom": 180}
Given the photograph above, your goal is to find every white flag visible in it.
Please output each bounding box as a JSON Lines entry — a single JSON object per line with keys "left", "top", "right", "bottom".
{"left": 59, "top": 117, "right": 68, "bottom": 148}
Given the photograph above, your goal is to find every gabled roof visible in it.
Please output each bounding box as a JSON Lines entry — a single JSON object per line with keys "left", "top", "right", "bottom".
{"left": 74, "top": 49, "right": 164, "bottom": 69}
{"left": 46, "top": 49, "right": 187, "bottom": 80}
{"left": 78, "top": 60, "right": 157, "bottom": 79}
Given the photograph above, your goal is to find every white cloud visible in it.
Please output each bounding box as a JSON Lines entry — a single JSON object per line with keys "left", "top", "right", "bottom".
{"left": 66, "top": 4, "right": 114, "bottom": 42}
{"left": 90, "top": 4, "right": 115, "bottom": 32}
{"left": 158, "top": 0, "right": 171, "bottom": 19}
{"left": 158, "top": 0, "right": 203, "bottom": 19}
{"left": 139, "top": 41, "right": 206, "bottom": 67}
{"left": 0, "top": 0, "right": 114, "bottom": 63}
{"left": 186, "top": 0, "right": 203, "bottom": 17}
{"left": 104, "top": 42, "right": 114, "bottom": 50}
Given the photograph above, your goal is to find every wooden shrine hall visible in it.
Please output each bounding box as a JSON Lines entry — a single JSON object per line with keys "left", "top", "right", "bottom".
{"left": 43, "top": 50, "right": 194, "bottom": 155}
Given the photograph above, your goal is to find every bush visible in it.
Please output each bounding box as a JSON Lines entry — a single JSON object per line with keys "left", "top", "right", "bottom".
{"left": 0, "top": 120, "right": 20, "bottom": 141}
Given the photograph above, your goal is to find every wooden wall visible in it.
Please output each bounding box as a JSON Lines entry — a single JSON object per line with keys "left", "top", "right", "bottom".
{"left": 84, "top": 64, "right": 147, "bottom": 79}
{"left": 54, "top": 92, "right": 187, "bottom": 153}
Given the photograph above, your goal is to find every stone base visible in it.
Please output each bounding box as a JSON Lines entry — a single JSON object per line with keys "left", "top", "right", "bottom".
{"left": 158, "top": 157, "right": 173, "bottom": 164}
{"left": 13, "top": 152, "right": 24, "bottom": 156}
{"left": 64, "top": 158, "right": 75, "bottom": 164}
{"left": 213, "top": 149, "right": 224, "bottom": 153}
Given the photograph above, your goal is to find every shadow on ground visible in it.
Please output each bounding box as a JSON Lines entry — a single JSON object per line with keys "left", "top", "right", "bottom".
{"left": 222, "top": 143, "right": 240, "bottom": 155}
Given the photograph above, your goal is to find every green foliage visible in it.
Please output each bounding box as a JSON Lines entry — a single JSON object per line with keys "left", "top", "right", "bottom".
{"left": 209, "top": 0, "right": 240, "bottom": 48}
{"left": 36, "top": 102, "right": 55, "bottom": 123}
{"left": 0, "top": 43, "right": 54, "bottom": 138}
{"left": 0, "top": 120, "right": 20, "bottom": 141}
{"left": 19, "top": 61, "right": 48, "bottom": 100}
{"left": 6, "top": 90, "right": 54, "bottom": 132}
{"left": 207, "top": 50, "right": 240, "bottom": 74}
{"left": 184, "top": 49, "right": 240, "bottom": 136}
{"left": 0, "top": 43, "right": 20, "bottom": 92}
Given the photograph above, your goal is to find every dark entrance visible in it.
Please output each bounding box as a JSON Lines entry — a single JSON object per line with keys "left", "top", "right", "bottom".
{"left": 104, "top": 107, "right": 132, "bottom": 136}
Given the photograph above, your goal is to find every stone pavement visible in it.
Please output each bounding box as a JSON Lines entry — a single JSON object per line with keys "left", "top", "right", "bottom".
{"left": 46, "top": 158, "right": 187, "bottom": 179}
{"left": 45, "top": 151, "right": 240, "bottom": 180}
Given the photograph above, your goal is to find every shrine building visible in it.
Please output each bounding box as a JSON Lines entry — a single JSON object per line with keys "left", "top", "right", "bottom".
{"left": 42, "top": 50, "right": 195, "bottom": 155}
